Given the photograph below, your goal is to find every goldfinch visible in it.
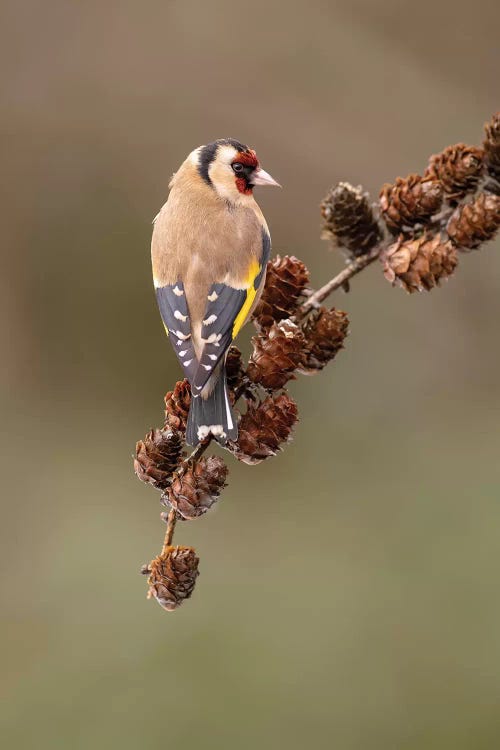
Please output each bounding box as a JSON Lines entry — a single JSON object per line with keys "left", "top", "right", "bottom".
{"left": 151, "top": 139, "right": 280, "bottom": 446}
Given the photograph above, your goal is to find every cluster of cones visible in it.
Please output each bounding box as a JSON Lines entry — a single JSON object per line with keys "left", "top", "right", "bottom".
{"left": 321, "top": 113, "right": 500, "bottom": 293}
{"left": 134, "top": 112, "right": 500, "bottom": 612}
{"left": 134, "top": 254, "right": 349, "bottom": 610}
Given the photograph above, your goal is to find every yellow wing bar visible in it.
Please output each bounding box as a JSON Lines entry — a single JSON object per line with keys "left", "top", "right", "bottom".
{"left": 232, "top": 257, "right": 261, "bottom": 340}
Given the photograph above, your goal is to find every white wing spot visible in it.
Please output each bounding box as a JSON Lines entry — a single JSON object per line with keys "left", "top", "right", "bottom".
{"left": 208, "top": 354, "right": 217, "bottom": 361}
{"left": 174, "top": 310, "right": 188, "bottom": 321}
{"left": 207, "top": 290, "right": 219, "bottom": 302}
{"left": 174, "top": 330, "right": 190, "bottom": 340}
{"left": 203, "top": 314, "right": 217, "bottom": 326}
{"left": 202, "top": 364, "right": 212, "bottom": 371}
{"left": 206, "top": 333, "right": 222, "bottom": 344}
{"left": 173, "top": 285, "right": 184, "bottom": 296}
{"left": 183, "top": 359, "right": 193, "bottom": 367}
{"left": 178, "top": 350, "right": 188, "bottom": 357}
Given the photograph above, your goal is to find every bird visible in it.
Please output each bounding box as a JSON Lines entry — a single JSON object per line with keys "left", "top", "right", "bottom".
{"left": 151, "top": 138, "right": 280, "bottom": 446}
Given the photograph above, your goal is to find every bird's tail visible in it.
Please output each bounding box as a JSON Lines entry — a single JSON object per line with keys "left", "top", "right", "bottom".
{"left": 186, "top": 373, "right": 237, "bottom": 446}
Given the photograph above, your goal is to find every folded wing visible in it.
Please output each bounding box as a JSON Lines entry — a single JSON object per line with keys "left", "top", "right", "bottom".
{"left": 155, "top": 281, "right": 198, "bottom": 382}
{"left": 191, "top": 228, "right": 271, "bottom": 394}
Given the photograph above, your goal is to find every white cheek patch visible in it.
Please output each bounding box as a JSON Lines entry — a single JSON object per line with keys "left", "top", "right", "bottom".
{"left": 207, "top": 145, "right": 242, "bottom": 202}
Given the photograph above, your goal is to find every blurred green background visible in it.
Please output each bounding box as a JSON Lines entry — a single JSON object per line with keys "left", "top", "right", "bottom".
{"left": 2, "top": 1, "right": 500, "bottom": 747}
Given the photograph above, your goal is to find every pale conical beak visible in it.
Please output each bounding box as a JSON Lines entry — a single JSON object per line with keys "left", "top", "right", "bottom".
{"left": 251, "top": 167, "right": 281, "bottom": 187}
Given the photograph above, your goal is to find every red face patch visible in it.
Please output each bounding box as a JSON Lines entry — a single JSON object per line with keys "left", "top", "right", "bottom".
{"left": 235, "top": 176, "right": 253, "bottom": 195}
{"left": 233, "top": 149, "right": 259, "bottom": 194}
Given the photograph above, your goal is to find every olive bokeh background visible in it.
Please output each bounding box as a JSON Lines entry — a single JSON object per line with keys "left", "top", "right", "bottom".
{"left": 2, "top": 1, "right": 500, "bottom": 747}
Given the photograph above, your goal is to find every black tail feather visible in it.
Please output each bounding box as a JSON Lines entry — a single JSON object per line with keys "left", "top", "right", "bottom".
{"left": 186, "top": 374, "right": 237, "bottom": 446}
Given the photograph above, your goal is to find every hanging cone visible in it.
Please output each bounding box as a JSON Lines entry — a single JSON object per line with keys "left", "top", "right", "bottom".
{"left": 229, "top": 392, "right": 298, "bottom": 465}
{"left": 134, "top": 428, "right": 184, "bottom": 490}
{"left": 447, "top": 193, "right": 500, "bottom": 250}
{"left": 145, "top": 546, "right": 199, "bottom": 611}
{"left": 162, "top": 456, "right": 228, "bottom": 520}
{"left": 253, "top": 255, "right": 310, "bottom": 330}
{"left": 164, "top": 380, "right": 191, "bottom": 432}
{"left": 379, "top": 174, "right": 443, "bottom": 234}
{"left": 382, "top": 233, "right": 458, "bottom": 293}
{"left": 247, "top": 320, "right": 307, "bottom": 390}
{"left": 300, "top": 307, "right": 349, "bottom": 373}
{"left": 321, "top": 182, "right": 382, "bottom": 258}
{"left": 483, "top": 112, "right": 500, "bottom": 184}
{"left": 424, "top": 144, "right": 484, "bottom": 202}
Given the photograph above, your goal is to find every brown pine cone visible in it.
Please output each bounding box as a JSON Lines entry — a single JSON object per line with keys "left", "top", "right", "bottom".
{"left": 146, "top": 546, "right": 199, "bottom": 611}
{"left": 382, "top": 233, "right": 458, "bottom": 293}
{"left": 164, "top": 379, "right": 191, "bottom": 432}
{"left": 300, "top": 307, "right": 349, "bottom": 373}
{"left": 483, "top": 112, "right": 500, "bottom": 185}
{"left": 447, "top": 193, "right": 500, "bottom": 250}
{"left": 252, "top": 255, "right": 310, "bottom": 330}
{"left": 247, "top": 320, "right": 306, "bottom": 390}
{"left": 225, "top": 346, "right": 245, "bottom": 395}
{"left": 134, "top": 428, "right": 184, "bottom": 490}
{"left": 229, "top": 393, "right": 298, "bottom": 465}
{"left": 379, "top": 174, "right": 443, "bottom": 234}
{"left": 162, "top": 456, "right": 228, "bottom": 520}
{"left": 424, "top": 144, "right": 484, "bottom": 202}
{"left": 321, "top": 182, "right": 382, "bottom": 258}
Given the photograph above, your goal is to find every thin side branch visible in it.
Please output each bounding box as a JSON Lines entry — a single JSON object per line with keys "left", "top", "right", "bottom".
{"left": 161, "top": 507, "right": 177, "bottom": 553}
{"left": 299, "top": 245, "right": 382, "bottom": 315}
{"left": 178, "top": 440, "right": 209, "bottom": 476}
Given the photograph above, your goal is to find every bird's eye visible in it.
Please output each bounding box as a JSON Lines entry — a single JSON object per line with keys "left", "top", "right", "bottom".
{"left": 232, "top": 162, "right": 244, "bottom": 173}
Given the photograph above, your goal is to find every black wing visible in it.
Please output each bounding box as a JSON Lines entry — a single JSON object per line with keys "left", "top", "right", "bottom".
{"left": 190, "top": 283, "right": 247, "bottom": 395}
{"left": 155, "top": 282, "right": 198, "bottom": 382}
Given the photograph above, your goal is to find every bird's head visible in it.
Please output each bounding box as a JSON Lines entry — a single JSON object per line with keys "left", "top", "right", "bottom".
{"left": 188, "top": 138, "right": 280, "bottom": 203}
